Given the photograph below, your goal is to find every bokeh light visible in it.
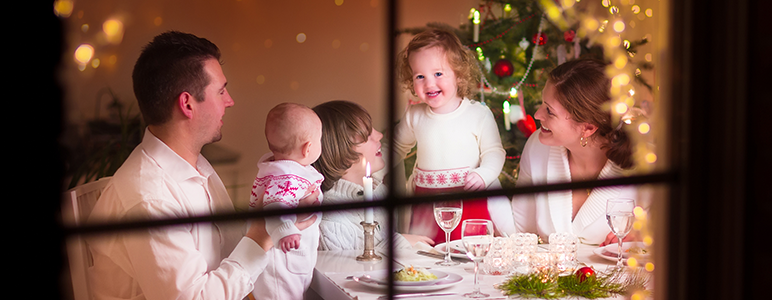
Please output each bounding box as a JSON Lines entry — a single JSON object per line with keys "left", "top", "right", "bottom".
{"left": 615, "top": 102, "right": 629, "bottom": 114}
{"left": 335, "top": 0, "right": 344, "bottom": 6}
{"left": 613, "top": 20, "right": 625, "bottom": 32}
{"left": 103, "top": 19, "right": 124, "bottom": 44}
{"left": 296, "top": 33, "right": 307, "bottom": 43}
{"left": 638, "top": 122, "right": 651, "bottom": 134}
{"left": 54, "top": 0, "right": 74, "bottom": 17}
{"left": 74, "top": 44, "right": 95, "bottom": 66}
{"left": 645, "top": 152, "right": 657, "bottom": 163}
{"left": 332, "top": 39, "right": 341, "bottom": 49}
{"left": 256, "top": 75, "right": 265, "bottom": 84}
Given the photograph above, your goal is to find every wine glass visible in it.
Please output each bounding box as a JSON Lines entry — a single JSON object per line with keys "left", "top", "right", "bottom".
{"left": 606, "top": 198, "right": 636, "bottom": 269}
{"left": 433, "top": 200, "right": 463, "bottom": 266}
{"left": 461, "top": 219, "right": 494, "bottom": 298}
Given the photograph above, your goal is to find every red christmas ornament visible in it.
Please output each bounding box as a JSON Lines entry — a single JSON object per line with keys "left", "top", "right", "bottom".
{"left": 516, "top": 114, "right": 536, "bottom": 137}
{"left": 575, "top": 266, "right": 596, "bottom": 282}
{"left": 564, "top": 30, "right": 576, "bottom": 42}
{"left": 532, "top": 33, "right": 547, "bottom": 46}
{"left": 492, "top": 59, "right": 514, "bottom": 78}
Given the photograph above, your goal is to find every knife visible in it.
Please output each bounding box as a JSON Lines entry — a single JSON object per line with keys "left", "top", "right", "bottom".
{"left": 377, "top": 292, "right": 458, "bottom": 299}
{"left": 416, "top": 250, "right": 472, "bottom": 262}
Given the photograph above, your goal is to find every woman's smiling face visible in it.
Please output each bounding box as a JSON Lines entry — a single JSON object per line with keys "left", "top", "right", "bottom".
{"left": 352, "top": 128, "right": 384, "bottom": 174}
{"left": 534, "top": 80, "right": 584, "bottom": 147}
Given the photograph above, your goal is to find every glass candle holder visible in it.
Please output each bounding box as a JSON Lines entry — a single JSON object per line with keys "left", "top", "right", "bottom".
{"left": 483, "top": 237, "right": 512, "bottom": 275}
{"left": 509, "top": 233, "right": 538, "bottom": 274}
{"left": 548, "top": 232, "right": 578, "bottom": 275}
{"left": 529, "top": 251, "right": 557, "bottom": 283}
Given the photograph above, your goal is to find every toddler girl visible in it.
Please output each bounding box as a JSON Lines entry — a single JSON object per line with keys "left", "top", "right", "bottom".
{"left": 394, "top": 28, "right": 515, "bottom": 244}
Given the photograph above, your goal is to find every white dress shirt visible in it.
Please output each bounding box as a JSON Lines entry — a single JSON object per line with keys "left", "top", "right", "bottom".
{"left": 86, "top": 128, "right": 268, "bottom": 300}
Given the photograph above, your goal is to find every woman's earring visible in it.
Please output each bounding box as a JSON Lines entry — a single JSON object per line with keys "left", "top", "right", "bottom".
{"left": 580, "top": 136, "right": 588, "bottom": 147}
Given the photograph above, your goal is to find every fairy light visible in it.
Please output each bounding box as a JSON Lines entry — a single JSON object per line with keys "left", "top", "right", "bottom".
{"left": 509, "top": 87, "right": 518, "bottom": 98}
{"left": 645, "top": 8, "right": 653, "bottom": 17}
{"left": 632, "top": 5, "right": 641, "bottom": 14}
{"left": 613, "top": 20, "right": 626, "bottom": 32}
{"left": 476, "top": 47, "right": 484, "bottom": 61}
{"left": 645, "top": 152, "right": 657, "bottom": 163}
{"left": 638, "top": 122, "right": 651, "bottom": 134}
{"left": 643, "top": 236, "right": 653, "bottom": 246}
{"left": 627, "top": 257, "right": 638, "bottom": 268}
{"left": 645, "top": 262, "right": 655, "bottom": 272}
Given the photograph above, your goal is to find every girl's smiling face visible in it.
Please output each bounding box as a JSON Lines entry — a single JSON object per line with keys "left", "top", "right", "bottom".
{"left": 409, "top": 46, "right": 462, "bottom": 114}
{"left": 534, "top": 80, "right": 585, "bottom": 147}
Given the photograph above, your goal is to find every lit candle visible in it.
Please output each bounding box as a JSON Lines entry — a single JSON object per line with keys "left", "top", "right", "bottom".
{"left": 362, "top": 161, "right": 374, "bottom": 223}
{"left": 503, "top": 100, "right": 511, "bottom": 131}
{"left": 473, "top": 10, "right": 480, "bottom": 42}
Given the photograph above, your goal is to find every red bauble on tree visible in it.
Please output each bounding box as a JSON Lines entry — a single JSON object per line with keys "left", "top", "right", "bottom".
{"left": 492, "top": 59, "right": 514, "bottom": 78}
{"left": 516, "top": 114, "right": 536, "bottom": 137}
{"left": 532, "top": 32, "right": 547, "bottom": 45}
{"left": 564, "top": 30, "right": 576, "bottom": 42}
{"left": 575, "top": 266, "right": 596, "bottom": 283}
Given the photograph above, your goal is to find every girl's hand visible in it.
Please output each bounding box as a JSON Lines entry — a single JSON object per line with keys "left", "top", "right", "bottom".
{"left": 599, "top": 231, "right": 640, "bottom": 246}
{"left": 464, "top": 172, "right": 486, "bottom": 191}
{"left": 401, "top": 233, "right": 435, "bottom": 246}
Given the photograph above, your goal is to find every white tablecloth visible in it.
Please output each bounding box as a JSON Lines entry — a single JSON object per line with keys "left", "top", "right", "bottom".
{"left": 310, "top": 243, "right": 632, "bottom": 300}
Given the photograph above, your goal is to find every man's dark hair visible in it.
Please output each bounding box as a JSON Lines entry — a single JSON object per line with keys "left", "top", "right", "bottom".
{"left": 132, "top": 31, "right": 221, "bottom": 125}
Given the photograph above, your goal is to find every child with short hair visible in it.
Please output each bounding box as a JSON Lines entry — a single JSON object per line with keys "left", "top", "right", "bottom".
{"left": 250, "top": 102, "right": 324, "bottom": 300}
{"left": 394, "top": 28, "right": 516, "bottom": 243}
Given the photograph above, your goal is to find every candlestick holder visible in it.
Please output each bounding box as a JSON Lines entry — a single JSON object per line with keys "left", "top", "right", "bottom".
{"left": 356, "top": 221, "right": 382, "bottom": 261}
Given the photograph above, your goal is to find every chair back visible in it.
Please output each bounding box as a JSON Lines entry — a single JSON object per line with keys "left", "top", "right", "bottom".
{"left": 62, "top": 177, "right": 111, "bottom": 300}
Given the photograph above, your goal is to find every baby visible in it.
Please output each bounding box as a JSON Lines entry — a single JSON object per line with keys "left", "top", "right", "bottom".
{"left": 250, "top": 102, "right": 324, "bottom": 300}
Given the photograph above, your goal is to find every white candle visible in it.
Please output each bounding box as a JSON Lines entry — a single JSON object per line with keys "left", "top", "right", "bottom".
{"left": 473, "top": 10, "right": 480, "bottom": 42}
{"left": 503, "top": 100, "right": 511, "bottom": 131}
{"left": 363, "top": 162, "right": 374, "bottom": 223}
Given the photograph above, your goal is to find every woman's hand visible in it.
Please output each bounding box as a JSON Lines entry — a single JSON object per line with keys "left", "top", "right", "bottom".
{"left": 464, "top": 172, "right": 486, "bottom": 191}
{"left": 401, "top": 233, "right": 435, "bottom": 246}
{"left": 599, "top": 231, "right": 640, "bottom": 246}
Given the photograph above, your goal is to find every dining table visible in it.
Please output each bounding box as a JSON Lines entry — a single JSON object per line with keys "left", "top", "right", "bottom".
{"left": 307, "top": 242, "right": 644, "bottom": 300}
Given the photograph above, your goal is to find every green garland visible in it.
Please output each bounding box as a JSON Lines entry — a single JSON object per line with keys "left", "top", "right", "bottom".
{"left": 496, "top": 268, "right": 651, "bottom": 299}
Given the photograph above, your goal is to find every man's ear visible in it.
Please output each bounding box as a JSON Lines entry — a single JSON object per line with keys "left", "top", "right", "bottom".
{"left": 178, "top": 92, "right": 195, "bottom": 119}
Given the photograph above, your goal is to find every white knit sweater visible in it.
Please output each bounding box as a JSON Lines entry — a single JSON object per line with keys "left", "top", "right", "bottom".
{"left": 318, "top": 178, "right": 412, "bottom": 250}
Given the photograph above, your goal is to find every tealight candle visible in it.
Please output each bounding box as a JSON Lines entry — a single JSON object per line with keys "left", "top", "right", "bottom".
{"left": 362, "top": 161, "right": 374, "bottom": 223}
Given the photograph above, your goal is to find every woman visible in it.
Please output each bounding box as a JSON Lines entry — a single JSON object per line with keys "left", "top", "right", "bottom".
{"left": 512, "top": 59, "right": 642, "bottom": 246}
{"left": 312, "top": 100, "right": 433, "bottom": 250}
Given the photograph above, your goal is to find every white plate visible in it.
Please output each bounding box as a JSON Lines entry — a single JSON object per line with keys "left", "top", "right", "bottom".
{"left": 353, "top": 271, "right": 463, "bottom": 292}
{"left": 593, "top": 242, "right": 649, "bottom": 262}
{"left": 433, "top": 240, "right": 469, "bottom": 259}
{"left": 371, "top": 270, "right": 450, "bottom": 286}
{"left": 602, "top": 242, "right": 650, "bottom": 258}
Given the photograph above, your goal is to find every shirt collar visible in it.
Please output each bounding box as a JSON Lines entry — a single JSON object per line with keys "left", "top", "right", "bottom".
{"left": 141, "top": 128, "right": 214, "bottom": 182}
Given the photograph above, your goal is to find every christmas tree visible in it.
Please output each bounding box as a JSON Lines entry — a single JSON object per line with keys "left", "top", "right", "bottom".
{"left": 398, "top": 0, "right": 652, "bottom": 189}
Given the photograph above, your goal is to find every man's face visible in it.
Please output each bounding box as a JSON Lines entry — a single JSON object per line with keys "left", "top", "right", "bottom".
{"left": 195, "top": 58, "right": 234, "bottom": 145}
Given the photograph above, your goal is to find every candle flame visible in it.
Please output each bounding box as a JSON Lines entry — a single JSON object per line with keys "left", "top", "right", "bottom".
{"left": 366, "top": 162, "right": 371, "bottom": 177}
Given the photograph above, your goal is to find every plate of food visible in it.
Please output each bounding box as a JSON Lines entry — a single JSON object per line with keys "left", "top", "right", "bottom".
{"left": 433, "top": 240, "right": 469, "bottom": 259}
{"left": 376, "top": 267, "right": 449, "bottom": 286}
{"left": 593, "top": 242, "right": 650, "bottom": 262}
{"left": 352, "top": 269, "right": 462, "bottom": 292}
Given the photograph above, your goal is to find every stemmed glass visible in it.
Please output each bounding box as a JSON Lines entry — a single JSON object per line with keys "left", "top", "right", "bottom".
{"left": 433, "top": 200, "right": 463, "bottom": 266}
{"left": 461, "top": 219, "right": 494, "bottom": 298}
{"left": 606, "top": 198, "right": 636, "bottom": 269}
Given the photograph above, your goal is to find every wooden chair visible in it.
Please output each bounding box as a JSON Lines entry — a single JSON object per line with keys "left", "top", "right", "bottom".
{"left": 62, "top": 177, "right": 111, "bottom": 300}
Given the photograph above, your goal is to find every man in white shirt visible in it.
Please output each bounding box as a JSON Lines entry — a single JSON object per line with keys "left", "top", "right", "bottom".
{"left": 86, "top": 31, "right": 315, "bottom": 300}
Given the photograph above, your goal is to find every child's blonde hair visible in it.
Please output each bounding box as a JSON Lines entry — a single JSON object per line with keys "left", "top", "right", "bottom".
{"left": 398, "top": 28, "right": 481, "bottom": 100}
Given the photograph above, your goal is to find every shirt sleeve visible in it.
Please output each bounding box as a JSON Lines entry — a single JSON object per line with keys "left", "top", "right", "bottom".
{"left": 263, "top": 202, "right": 301, "bottom": 245}
{"left": 471, "top": 107, "right": 506, "bottom": 187}
{"left": 122, "top": 200, "right": 268, "bottom": 300}
{"left": 392, "top": 108, "right": 417, "bottom": 162}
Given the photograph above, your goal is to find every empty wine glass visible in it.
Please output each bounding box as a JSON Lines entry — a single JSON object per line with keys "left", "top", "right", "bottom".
{"left": 606, "top": 198, "right": 636, "bottom": 269}
{"left": 461, "top": 219, "right": 493, "bottom": 298}
{"left": 433, "top": 200, "right": 463, "bottom": 266}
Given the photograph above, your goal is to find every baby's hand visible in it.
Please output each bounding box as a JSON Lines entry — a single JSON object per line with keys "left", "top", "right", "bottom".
{"left": 464, "top": 172, "right": 486, "bottom": 191}
{"left": 279, "top": 234, "right": 301, "bottom": 253}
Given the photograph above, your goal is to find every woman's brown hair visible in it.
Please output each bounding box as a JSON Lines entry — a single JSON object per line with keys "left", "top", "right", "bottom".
{"left": 548, "top": 59, "right": 634, "bottom": 169}
{"left": 397, "top": 28, "right": 481, "bottom": 100}
{"left": 312, "top": 100, "right": 373, "bottom": 191}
